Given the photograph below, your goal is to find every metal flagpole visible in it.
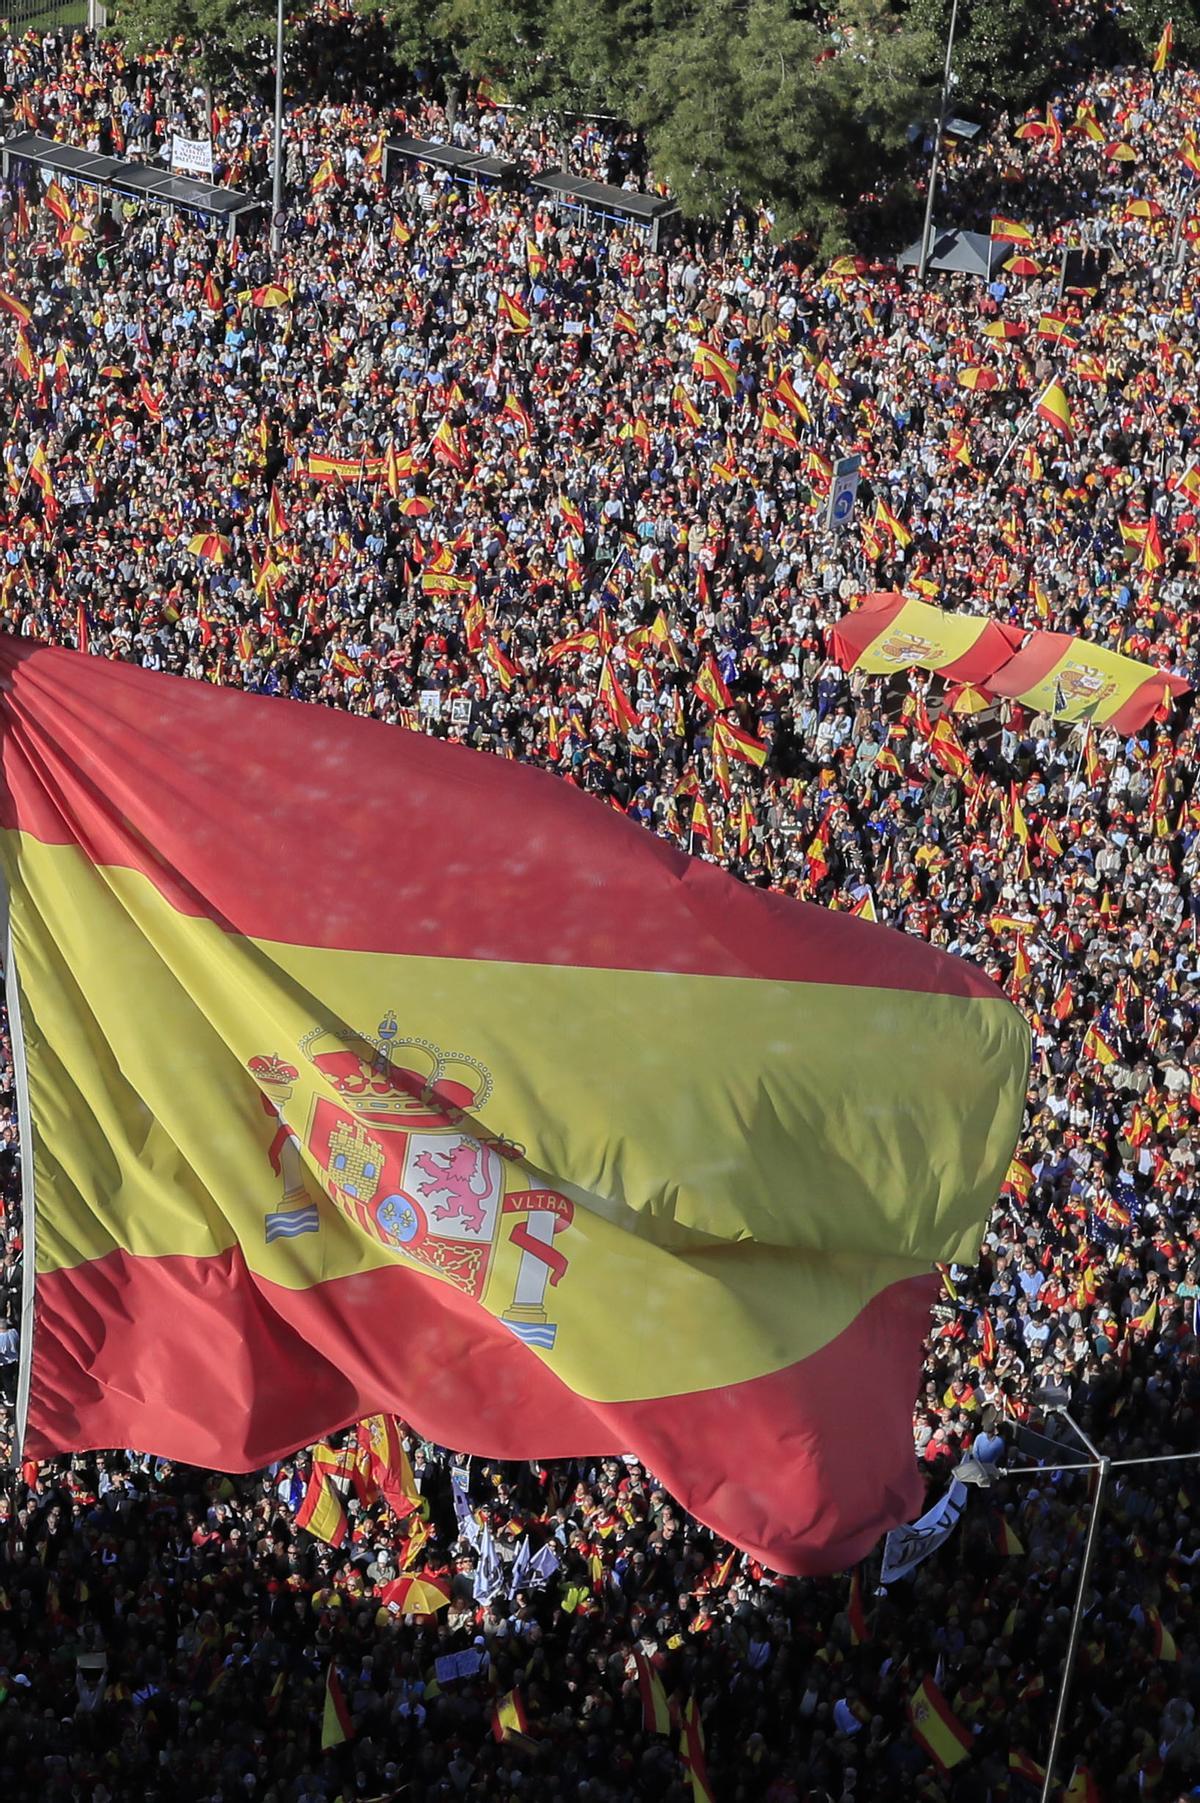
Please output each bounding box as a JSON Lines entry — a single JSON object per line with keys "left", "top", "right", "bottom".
{"left": 993, "top": 403, "right": 1037, "bottom": 480}
{"left": 1038, "top": 1455, "right": 1109, "bottom": 1803}
{"left": 2, "top": 896, "right": 38, "bottom": 1467}
{"left": 270, "top": 0, "right": 285, "bottom": 260}
{"left": 917, "top": 0, "right": 960, "bottom": 282}
{"left": 1063, "top": 720, "right": 1089, "bottom": 820}
{"left": 1169, "top": 174, "right": 1191, "bottom": 292}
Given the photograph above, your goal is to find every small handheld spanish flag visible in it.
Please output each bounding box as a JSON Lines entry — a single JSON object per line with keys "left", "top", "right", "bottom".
{"left": 12, "top": 330, "right": 35, "bottom": 384}
{"left": 693, "top": 340, "right": 737, "bottom": 397}
{"left": 297, "top": 1459, "right": 348, "bottom": 1548}
{"left": 1035, "top": 378, "right": 1074, "bottom": 440}
{"left": 320, "top": 1661, "right": 353, "bottom": 1748}
{"left": 712, "top": 715, "right": 767, "bottom": 769}
{"left": 672, "top": 384, "right": 703, "bottom": 428}
{"left": 311, "top": 156, "right": 339, "bottom": 196}
{"left": 1142, "top": 511, "right": 1166, "bottom": 573}
{"left": 0, "top": 286, "right": 32, "bottom": 327}
{"left": 491, "top": 1687, "right": 531, "bottom": 1743}
{"left": 483, "top": 636, "right": 521, "bottom": 693}
{"left": 598, "top": 654, "right": 641, "bottom": 733}
{"left": 43, "top": 179, "right": 71, "bottom": 226}
{"left": 907, "top": 1677, "right": 971, "bottom": 1773}
{"left": 1152, "top": 17, "right": 1175, "bottom": 75}
{"left": 1082, "top": 1023, "right": 1118, "bottom": 1066}
{"left": 498, "top": 290, "right": 531, "bottom": 332}
{"left": 138, "top": 377, "right": 163, "bottom": 424}
{"left": 692, "top": 652, "right": 733, "bottom": 714}
{"left": 991, "top": 216, "right": 1033, "bottom": 246}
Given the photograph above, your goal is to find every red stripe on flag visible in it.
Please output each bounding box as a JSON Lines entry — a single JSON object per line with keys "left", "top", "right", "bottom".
{"left": 0, "top": 640, "right": 998, "bottom": 997}
{"left": 1109, "top": 674, "right": 1186, "bottom": 735}
{"left": 983, "top": 630, "right": 1074, "bottom": 698}
{"left": 25, "top": 1244, "right": 937, "bottom": 1576}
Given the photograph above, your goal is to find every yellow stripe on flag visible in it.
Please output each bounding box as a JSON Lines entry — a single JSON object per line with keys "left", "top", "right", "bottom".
{"left": 849, "top": 598, "right": 999, "bottom": 677}
{"left": 9, "top": 837, "right": 1027, "bottom": 1403}
{"left": 1002, "top": 639, "right": 1167, "bottom": 724}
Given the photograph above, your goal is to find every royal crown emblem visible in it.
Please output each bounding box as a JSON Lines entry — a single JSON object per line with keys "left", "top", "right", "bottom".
{"left": 1055, "top": 659, "right": 1117, "bottom": 707}
{"left": 247, "top": 1013, "right": 573, "bottom": 1349}
{"left": 877, "top": 630, "right": 944, "bottom": 668}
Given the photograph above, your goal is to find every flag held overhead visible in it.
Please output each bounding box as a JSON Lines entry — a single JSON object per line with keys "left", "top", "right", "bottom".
{"left": 0, "top": 641, "right": 1027, "bottom": 1575}
{"left": 829, "top": 593, "right": 1022, "bottom": 685}
{"left": 982, "top": 631, "right": 1189, "bottom": 731}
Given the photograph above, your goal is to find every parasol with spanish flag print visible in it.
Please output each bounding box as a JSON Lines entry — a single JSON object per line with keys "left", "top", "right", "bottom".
{"left": 956, "top": 366, "right": 1001, "bottom": 392}
{"left": 184, "top": 532, "right": 232, "bottom": 564}
{"left": 376, "top": 1574, "right": 451, "bottom": 1615}
{"left": 0, "top": 641, "right": 1027, "bottom": 1575}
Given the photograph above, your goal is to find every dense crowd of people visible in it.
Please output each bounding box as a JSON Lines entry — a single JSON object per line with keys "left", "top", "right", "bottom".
{"left": 1, "top": 5, "right": 1200, "bottom": 1800}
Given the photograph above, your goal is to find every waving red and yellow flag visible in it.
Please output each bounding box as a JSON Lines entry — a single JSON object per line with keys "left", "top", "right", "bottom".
{"left": 829, "top": 593, "right": 1022, "bottom": 685}
{"left": 1035, "top": 378, "right": 1074, "bottom": 439}
{"left": 0, "top": 642, "right": 1026, "bottom": 1574}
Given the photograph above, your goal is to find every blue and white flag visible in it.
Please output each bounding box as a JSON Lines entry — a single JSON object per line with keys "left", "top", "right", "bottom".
{"left": 473, "top": 1526, "right": 504, "bottom": 1605}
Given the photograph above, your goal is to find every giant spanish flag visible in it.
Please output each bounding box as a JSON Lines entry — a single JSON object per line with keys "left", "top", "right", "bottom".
{"left": 0, "top": 641, "right": 1027, "bottom": 1573}
{"left": 983, "top": 631, "right": 1190, "bottom": 730}
{"left": 829, "top": 593, "right": 1022, "bottom": 685}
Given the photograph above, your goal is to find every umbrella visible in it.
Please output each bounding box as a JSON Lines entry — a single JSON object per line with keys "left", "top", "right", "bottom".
{"left": 250, "top": 283, "right": 290, "bottom": 309}
{"left": 399, "top": 496, "right": 431, "bottom": 518}
{"left": 958, "top": 367, "right": 1001, "bottom": 392}
{"left": 377, "top": 1574, "right": 450, "bottom": 1614}
{"left": 185, "top": 533, "right": 231, "bottom": 563}
{"left": 981, "top": 320, "right": 1028, "bottom": 341}
{"left": 943, "top": 683, "right": 993, "bottom": 716}
{"left": 1004, "top": 255, "right": 1042, "bottom": 277}
{"left": 1124, "top": 198, "right": 1164, "bottom": 221}
{"left": 1105, "top": 141, "right": 1137, "bottom": 161}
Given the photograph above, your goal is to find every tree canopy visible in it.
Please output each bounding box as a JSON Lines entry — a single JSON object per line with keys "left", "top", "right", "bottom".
{"left": 114, "top": 0, "right": 1200, "bottom": 246}
{"left": 115, "top": 0, "right": 276, "bottom": 83}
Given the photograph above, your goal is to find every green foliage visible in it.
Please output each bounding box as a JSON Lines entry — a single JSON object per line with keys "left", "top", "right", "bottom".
{"left": 1116, "top": 0, "right": 1200, "bottom": 63}
{"left": 429, "top": 0, "right": 674, "bottom": 118}
{"left": 114, "top": 0, "right": 276, "bottom": 81}
{"left": 632, "top": 0, "right": 936, "bottom": 247}
{"left": 105, "top": 0, "right": 954, "bottom": 248}
{"left": 369, "top": 0, "right": 447, "bottom": 71}
{"left": 902, "top": 0, "right": 1078, "bottom": 114}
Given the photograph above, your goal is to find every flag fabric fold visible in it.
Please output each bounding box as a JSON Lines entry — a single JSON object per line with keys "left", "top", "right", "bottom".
{"left": 0, "top": 640, "right": 1027, "bottom": 1575}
